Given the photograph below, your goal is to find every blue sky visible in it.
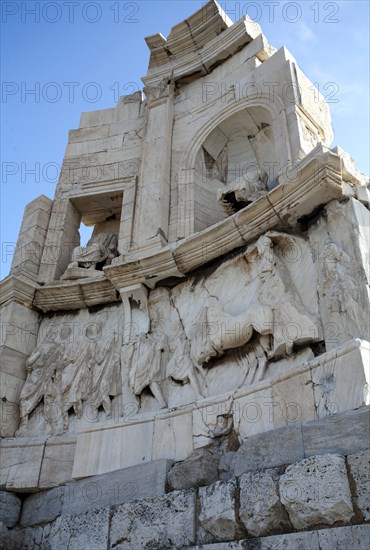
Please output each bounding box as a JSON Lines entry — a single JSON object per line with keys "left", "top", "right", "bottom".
{"left": 1, "top": 0, "right": 369, "bottom": 278}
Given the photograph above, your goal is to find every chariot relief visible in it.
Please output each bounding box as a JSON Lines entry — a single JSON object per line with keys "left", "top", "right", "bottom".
{"left": 18, "top": 227, "right": 326, "bottom": 435}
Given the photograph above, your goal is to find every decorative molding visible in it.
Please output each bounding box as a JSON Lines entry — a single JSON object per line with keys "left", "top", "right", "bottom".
{"left": 33, "top": 147, "right": 345, "bottom": 312}
{"left": 143, "top": 18, "right": 265, "bottom": 87}
{"left": 0, "top": 275, "right": 38, "bottom": 309}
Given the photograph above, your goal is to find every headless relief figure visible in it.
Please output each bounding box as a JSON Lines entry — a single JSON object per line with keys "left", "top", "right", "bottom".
{"left": 19, "top": 340, "right": 62, "bottom": 430}
{"left": 123, "top": 333, "right": 167, "bottom": 409}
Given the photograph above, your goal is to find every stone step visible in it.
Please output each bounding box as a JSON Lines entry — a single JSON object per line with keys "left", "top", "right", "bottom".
{"left": 183, "top": 524, "right": 370, "bottom": 549}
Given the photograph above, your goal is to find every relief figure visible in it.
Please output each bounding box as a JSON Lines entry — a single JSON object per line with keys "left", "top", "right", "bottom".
{"left": 123, "top": 332, "right": 167, "bottom": 409}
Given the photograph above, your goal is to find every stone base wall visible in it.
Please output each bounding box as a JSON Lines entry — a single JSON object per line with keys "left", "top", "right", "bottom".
{"left": 1, "top": 409, "right": 369, "bottom": 549}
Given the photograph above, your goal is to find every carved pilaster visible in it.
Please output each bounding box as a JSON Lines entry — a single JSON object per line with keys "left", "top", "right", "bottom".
{"left": 133, "top": 80, "right": 175, "bottom": 252}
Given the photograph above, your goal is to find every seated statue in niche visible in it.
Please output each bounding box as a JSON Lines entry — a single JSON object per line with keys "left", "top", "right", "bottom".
{"left": 217, "top": 168, "right": 269, "bottom": 215}
{"left": 61, "top": 232, "right": 118, "bottom": 280}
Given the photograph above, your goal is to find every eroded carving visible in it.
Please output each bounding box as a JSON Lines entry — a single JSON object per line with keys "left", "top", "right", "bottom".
{"left": 166, "top": 333, "right": 205, "bottom": 399}
{"left": 218, "top": 169, "right": 269, "bottom": 215}
{"left": 61, "top": 232, "right": 118, "bottom": 280}
{"left": 17, "top": 307, "right": 123, "bottom": 435}
{"left": 123, "top": 333, "right": 167, "bottom": 409}
{"left": 17, "top": 231, "right": 326, "bottom": 431}
{"left": 18, "top": 330, "right": 67, "bottom": 431}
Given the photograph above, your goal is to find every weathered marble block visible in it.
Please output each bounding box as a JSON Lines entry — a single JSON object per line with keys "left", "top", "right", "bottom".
{"left": 0, "top": 437, "right": 46, "bottom": 491}
{"left": 72, "top": 420, "right": 154, "bottom": 478}
{"left": 64, "top": 459, "right": 172, "bottom": 516}
{"left": 0, "top": 491, "right": 21, "bottom": 528}
{"left": 279, "top": 454, "right": 354, "bottom": 529}
{"left": 198, "top": 479, "right": 243, "bottom": 542}
{"left": 38, "top": 436, "right": 76, "bottom": 489}
{"left": 48, "top": 508, "right": 110, "bottom": 550}
{"left": 347, "top": 450, "right": 370, "bottom": 521}
{"left": 20, "top": 486, "right": 64, "bottom": 527}
{"left": 239, "top": 469, "right": 291, "bottom": 536}
{"left": 109, "top": 490, "right": 196, "bottom": 549}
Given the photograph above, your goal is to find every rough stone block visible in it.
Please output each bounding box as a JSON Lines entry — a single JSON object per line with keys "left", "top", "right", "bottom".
{"left": 279, "top": 454, "right": 354, "bottom": 529}
{"left": 109, "top": 490, "right": 196, "bottom": 549}
{"left": 184, "top": 526, "right": 370, "bottom": 549}
{"left": 0, "top": 491, "right": 21, "bottom": 528}
{"left": 347, "top": 450, "right": 370, "bottom": 520}
{"left": 167, "top": 447, "right": 219, "bottom": 490}
{"left": 259, "top": 530, "right": 320, "bottom": 549}
{"left": 198, "top": 479, "right": 243, "bottom": 542}
{"left": 19, "top": 525, "right": 48, "bottom": 549}
{"left": 20, "top": 486, "right": 64, "bottom": 527}
{"left": 0, "top": 522, "right": 24, "bottom": 550}
{"left": 317, "top": 524, "right": 370, "bottom": 549}
{"left": 63, "top": 459, "right": 172, "bottom": 516}
{"left": 184, "top": 530, "right": 320, "bottom": 549}
{"left": 48, "top": 508, "right": 110, "bottom": 549}
{"left": 239, "top": 469, "right": 291, "bottom": 536}
{"left": 0, "top": 524, "right": 47, "bottom": 550}
{"left": 303, "top": 406, "right": 370, "bottom": 457}
{"left": 232, "top": 424, "right": 304, "bottom": 477}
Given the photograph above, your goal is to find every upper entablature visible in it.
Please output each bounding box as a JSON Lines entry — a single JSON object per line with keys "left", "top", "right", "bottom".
{"left": 145, "top": 0, "right": 233, "bottom": 68}
{"left": 143, "top": 0, "right": 264, "bottom": 86}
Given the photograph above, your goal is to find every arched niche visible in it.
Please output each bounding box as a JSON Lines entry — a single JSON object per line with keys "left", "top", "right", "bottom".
{"left": 177, "top": 95, "right": 292, "bottom": 239}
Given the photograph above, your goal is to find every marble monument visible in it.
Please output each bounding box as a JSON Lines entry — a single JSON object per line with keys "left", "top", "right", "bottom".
{"left": 1, "top": 2, "right": 369, "bottom": 548}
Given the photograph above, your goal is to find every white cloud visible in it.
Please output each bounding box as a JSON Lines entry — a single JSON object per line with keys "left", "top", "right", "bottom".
{"left": 296, "top": 20, "right": 315, "bottom": 43}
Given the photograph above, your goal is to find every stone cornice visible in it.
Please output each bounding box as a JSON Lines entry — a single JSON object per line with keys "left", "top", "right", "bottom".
{"left": 104, "top": 148, "right": 344, "bottom": 289}
{"left": 0, "top": 274, "right": 38, "bottom": 309}
{"left": 33, "top": 277, "right": 119, "bottom": 313}
{"left": 32, "top": 147, "right": 345, "bottom": 312}
{"left": 142, "top": 18, "right": 266, "bottom": 88}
